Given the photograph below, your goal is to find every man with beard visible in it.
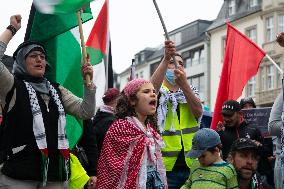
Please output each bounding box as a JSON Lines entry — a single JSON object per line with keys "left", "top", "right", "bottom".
{"left": 228, "top": 138, "right": 273, "bottom": 189}
{"left": 217, "top": 100, "right": 263, "bottom": 160}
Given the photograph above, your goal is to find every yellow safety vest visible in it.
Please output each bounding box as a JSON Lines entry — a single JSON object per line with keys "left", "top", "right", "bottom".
{"left": 160, "top": 85, "right": 198, "bottom": 171}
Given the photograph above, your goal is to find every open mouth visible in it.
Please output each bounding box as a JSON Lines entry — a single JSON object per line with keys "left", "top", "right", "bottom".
{"left": 35, "top": 65, "right": 43, "bottom": 69}
{"left": 149, "top": 99, "right": 157, "bottom": 107}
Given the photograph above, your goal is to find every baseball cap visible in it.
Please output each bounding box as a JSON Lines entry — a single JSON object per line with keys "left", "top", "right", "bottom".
{"left": 220, "top": 100, "right": 241, "bottom": 116}
{"left": 186, "top": 128, "right": 221, "bottom": 158}
{"left": 230, "top": 138, "right": 259, "bottom": 153}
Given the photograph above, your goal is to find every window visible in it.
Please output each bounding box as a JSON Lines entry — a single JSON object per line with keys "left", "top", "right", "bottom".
{"left": 266, "top": 17, "right": 274, "bottom": 42}
{"left": 246, "top": 76, "right": 256, "bottom": 97}
{"left": 140, "top": 53, "right": 145, "bottom": 63}
{"left": 140, "top": 71, "right": 144, "bottom": 78}
{"left": 135, "top": 55, "right": 139, "bottom": 65}
{"left": 279, "top": 15, "right": 284, "bottom": 32}
{"left": 182, "top": 51, "right": 190, "bottom": 68}
{"left": 246, "top": 27, "right": 257, "bottom": 43}
{"left": 185, "top": 48, "right": 204, "bottom": 67}
{"left": 221, "top": 36, "right": 227, "bottom": 62}
{"left": 170, "top": 32, "right": 181, "bottom": 46}
{"left": 185, "top": 57, "right": 192, "bottom": 67}
{"left": 199, "top": 49, "right": 205, "bottom": 64}
{"left": 228, "top": 0, "right": 236, "bottom": 16}
{"left": 261, "top": 67, "right": 266, "bottom": 91}
{"left": 188, "top": 75, "right": 205, "bottom": 101}
{"left": 249, "top": 0, "right": 258, "bottom": 8}
{"left": 192, "top": 51, "right": 199, "bottom": 66}
{"left": 267, "top": 65, "right": 275, "bottom": 89}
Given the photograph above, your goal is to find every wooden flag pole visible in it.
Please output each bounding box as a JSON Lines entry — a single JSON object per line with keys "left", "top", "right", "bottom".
{"left": 152, "top": 0, "right": 177, "bottom": 68}
{"left": 77, "top": 10, "right": 91, "bottom": 86}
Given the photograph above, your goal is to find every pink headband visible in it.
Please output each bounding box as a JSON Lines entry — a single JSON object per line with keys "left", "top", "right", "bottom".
{"left": 123, "top": 78, "right": 151, "bottom": 97}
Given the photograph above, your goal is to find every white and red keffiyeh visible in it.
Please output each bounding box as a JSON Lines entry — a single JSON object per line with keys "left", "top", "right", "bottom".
{"left": 96, "top": 117, "right": 167, "bottom": 189}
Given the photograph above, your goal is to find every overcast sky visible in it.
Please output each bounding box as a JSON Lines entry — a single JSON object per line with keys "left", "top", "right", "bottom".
{"left": 0, "top": 0, "right": 223, "bottom": 73}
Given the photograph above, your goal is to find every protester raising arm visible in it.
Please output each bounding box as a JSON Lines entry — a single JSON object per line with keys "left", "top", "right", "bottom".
{"left": 151, "top": 40, "right": 202, "bottom": 118}
{"left": 0, "top": 15, "right": 21, "bottom": 46}
{"left": 0, "top": 14, "right": 96, "bottom": 188}
{"left": 0, "top": 15, "right": 21, "bottom": 104}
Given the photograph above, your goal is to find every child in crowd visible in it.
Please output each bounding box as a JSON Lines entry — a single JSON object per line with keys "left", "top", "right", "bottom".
{"left": 96, "top": 78, "right": 167, "bottom": 189}
{"left": 181, "top": 128, "right": 238, "bottom": 189}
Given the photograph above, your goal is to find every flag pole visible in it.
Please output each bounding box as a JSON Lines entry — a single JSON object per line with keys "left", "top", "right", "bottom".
{"left": 152, "top": 0, "right": 177, "bottom": 68}
{"left": 76, "top": 9, "right": 91, "bottom": 86}
{"left": 266, "top": 54, "right": 283, "bottom": 75}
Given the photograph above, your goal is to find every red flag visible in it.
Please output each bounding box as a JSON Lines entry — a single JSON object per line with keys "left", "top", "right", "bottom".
{"left": 211, "top": 22, "right": 266, "bottom": 130}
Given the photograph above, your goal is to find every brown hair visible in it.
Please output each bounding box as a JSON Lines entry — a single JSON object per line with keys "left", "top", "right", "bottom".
{"left": 115, "top": 91, "right": 157, "bottom": 130}
{"left": 207, "top": 143, "right": 222, "bottom": 153}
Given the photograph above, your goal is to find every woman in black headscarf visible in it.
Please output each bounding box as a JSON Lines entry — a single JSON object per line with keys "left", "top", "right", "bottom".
{"left": 0, "top": 15, "right": 96, "bottom": 189}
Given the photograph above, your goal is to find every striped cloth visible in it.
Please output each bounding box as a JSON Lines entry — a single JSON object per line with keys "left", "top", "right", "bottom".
{"left": 181, "top": 160, "right": 238, "bottom": 189}
{"left": 96, "top": 117, "right": 167, "bottom": 189}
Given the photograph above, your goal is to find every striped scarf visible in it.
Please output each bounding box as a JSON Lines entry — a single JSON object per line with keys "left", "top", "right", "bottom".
{"left": 24, "top": 81, "right": 69, "bottom": 185}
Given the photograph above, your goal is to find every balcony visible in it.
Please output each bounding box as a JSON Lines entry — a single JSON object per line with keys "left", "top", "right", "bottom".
{"left": 255, "top": 88, "right": 281, "bottom": 106}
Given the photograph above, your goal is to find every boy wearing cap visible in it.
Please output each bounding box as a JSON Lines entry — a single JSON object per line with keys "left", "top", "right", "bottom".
{"left": 181, "top": 128, "right": 238, "bottom": 189}
{"left": 228, "top": 138, "right": 273, "bottom": 189}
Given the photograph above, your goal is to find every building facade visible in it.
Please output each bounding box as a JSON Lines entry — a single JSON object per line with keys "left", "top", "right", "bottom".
{"left": 207, "top": 0, "right": 284, "bottom": 110}
{"left": 257, "top": 0, "right": 284, "bottom": 106}
{"left": 118, "top": 20, "right": 212, "bottom": 106}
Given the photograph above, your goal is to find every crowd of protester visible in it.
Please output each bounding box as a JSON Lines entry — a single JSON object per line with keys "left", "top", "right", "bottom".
{"left": 1, "top": 14, "right": 284, "bottom": 189}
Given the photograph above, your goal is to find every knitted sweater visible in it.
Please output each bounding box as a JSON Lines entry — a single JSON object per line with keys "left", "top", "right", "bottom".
{"left": 181, "top": 160, "right": 238, "bottom": 189}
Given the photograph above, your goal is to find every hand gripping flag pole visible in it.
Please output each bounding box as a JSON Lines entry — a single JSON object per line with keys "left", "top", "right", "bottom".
{"left": 77, "top": 9, "right": 92, "bottom": 87}
{"left": 152, "top": 0, "right": 177, "bottom": 68}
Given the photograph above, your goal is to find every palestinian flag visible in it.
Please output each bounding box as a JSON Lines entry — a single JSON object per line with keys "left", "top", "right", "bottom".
{"left": 86, "top": 0, "right": 110, "bottom": 107}
{"left": 33, "top": 0, "right": 93, "bottom": 14}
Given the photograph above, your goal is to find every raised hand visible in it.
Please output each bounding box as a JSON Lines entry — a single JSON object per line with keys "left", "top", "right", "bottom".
{"left": 174, "top": 65, "right": 187, "bottom": 88}
{"left": 81, "top": 53, "right": 94, "bottom": 87}
{"left": 164, "top": 40, "right": 176, "bottom": 62}
{"left": 10, "top": 15, "right": 22, "bottom": 31}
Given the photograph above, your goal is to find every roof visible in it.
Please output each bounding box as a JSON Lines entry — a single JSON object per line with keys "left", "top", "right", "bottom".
{"left": 207, "top": 0, "right": 262, "bottom": 32}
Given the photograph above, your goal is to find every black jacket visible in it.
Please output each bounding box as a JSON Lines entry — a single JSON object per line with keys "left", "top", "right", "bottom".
{"left": 1, "top": 79, "right": 65, "bottom": 181}
{"left": 218, "top": 121, "right": 263, "bottom": 160}
{"left": 92, "top": 110, "right": 115, "bottom": 157}
{"left": 77, "top": 120, "right": 98, "bottom": 176}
